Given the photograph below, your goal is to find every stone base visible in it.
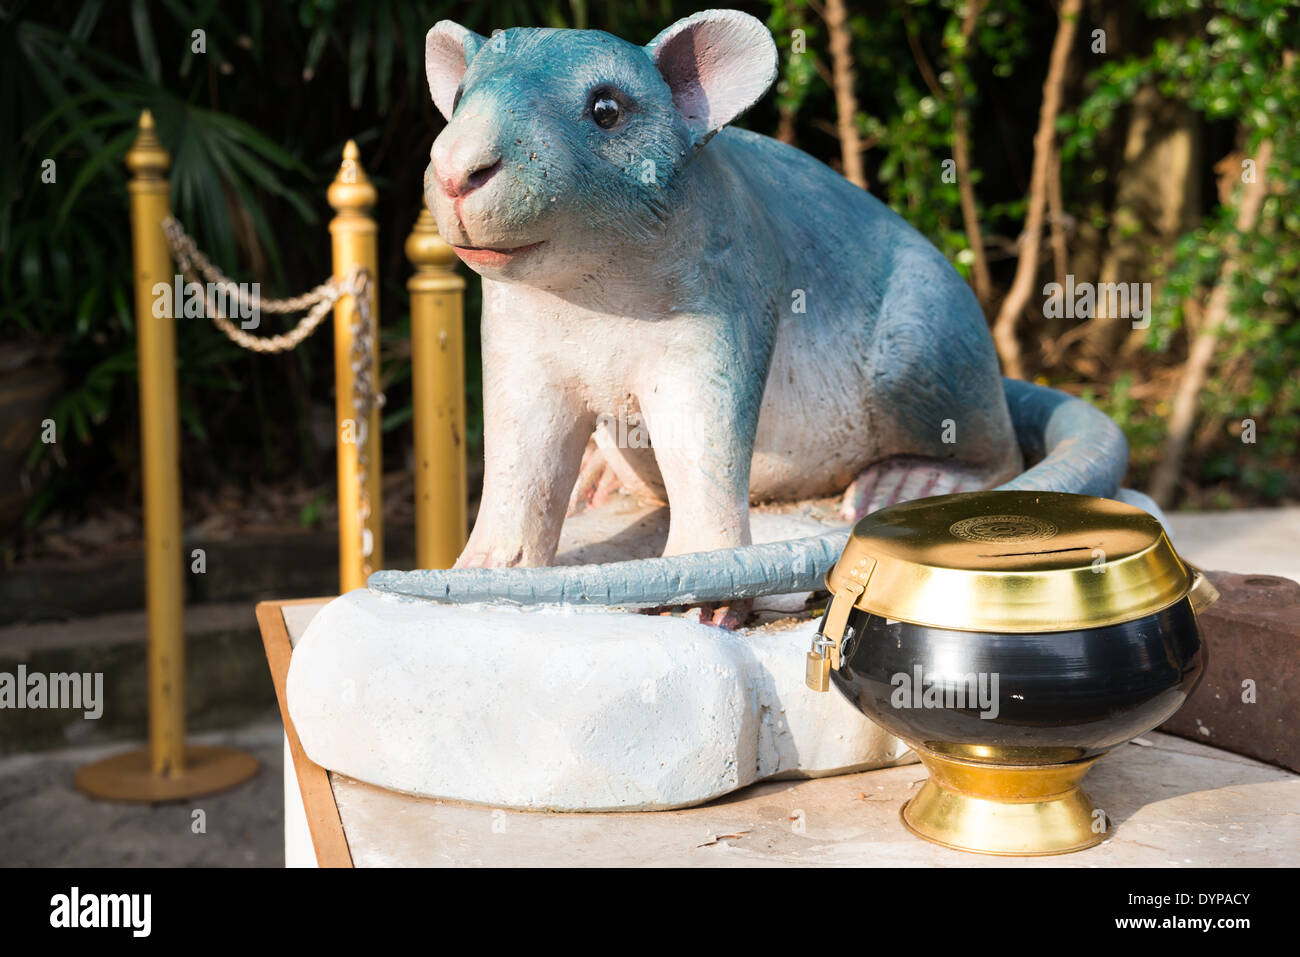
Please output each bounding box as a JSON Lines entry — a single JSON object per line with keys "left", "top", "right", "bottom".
{"left": 287, "top": 591, "right": 914, "bottom": 810}
{"left": 286, "top": 488, "right": 1166, "bottom": 811}
{"left": 323, "top": 731, "right": 1300, "bottom": 867}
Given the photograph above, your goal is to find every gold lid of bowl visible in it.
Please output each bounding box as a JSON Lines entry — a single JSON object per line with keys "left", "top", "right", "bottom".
{"left": 828, "top": 490, "right": 1193, "bottom": 633}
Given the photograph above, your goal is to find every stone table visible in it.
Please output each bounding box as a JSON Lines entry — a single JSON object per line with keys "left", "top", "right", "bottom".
{"left": 260, "top": 599, "right": 1300, "bottom": 868}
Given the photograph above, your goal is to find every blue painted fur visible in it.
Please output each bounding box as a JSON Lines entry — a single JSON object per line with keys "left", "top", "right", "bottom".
{"left": 373, "top": 11, "right": 1130, "bottom": 608}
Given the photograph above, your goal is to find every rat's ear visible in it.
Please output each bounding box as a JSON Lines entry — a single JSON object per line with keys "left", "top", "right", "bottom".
{"left": 426, "top": 21, "right": 486, "bottom": 120}
{"left": 646, "top": 10, "right": 778, "bottom": 144}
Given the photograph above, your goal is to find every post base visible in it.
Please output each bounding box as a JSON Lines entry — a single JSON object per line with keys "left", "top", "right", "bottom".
{"left": 75, "top": 745, "right": 259, "bottom": 803}
{"left": 900, "top": 751, "right": 1106, "bottom": 856}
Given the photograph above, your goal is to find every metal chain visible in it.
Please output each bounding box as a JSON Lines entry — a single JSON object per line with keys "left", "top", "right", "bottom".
{"left": 162, "top": 216, "right": 346, "bottom": 353}
{"left": 163, "top": 216, "right": 337, "bottom": 313}
{"left": 347, "top": 267, "right": 381, "bottom": 575}
{"left": 160, "top": 215, "right": 384, "bottom": 573}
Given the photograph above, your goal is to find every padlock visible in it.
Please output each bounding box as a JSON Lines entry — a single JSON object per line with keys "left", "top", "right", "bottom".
{"left": 804, "top": 573, "right": 868, "bottom": 692}
{"left": 806, "top": 648, "right": 831, "bottom": 692}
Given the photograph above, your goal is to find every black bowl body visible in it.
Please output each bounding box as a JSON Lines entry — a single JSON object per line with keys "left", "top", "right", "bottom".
{"left": 830, "top": 598, "right": 1205, "bottom": 764}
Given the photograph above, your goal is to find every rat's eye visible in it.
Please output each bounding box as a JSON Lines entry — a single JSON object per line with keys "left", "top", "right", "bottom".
{"left": 591, "top": 96, "right": 621, "bottom": 129}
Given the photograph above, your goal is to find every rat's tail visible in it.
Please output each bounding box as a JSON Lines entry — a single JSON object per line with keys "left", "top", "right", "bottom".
{"left": 368, "top": 379, "right": 1129, "bottom": 608}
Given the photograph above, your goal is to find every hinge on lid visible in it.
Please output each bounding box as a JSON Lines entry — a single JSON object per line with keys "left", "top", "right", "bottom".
{"left": 805, "top": 560, "right": 873, "bottom": 691}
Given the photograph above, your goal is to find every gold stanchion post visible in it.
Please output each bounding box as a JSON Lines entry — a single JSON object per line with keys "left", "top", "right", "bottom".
{"left": 328, "top": 141, "right": 383, "bottom": 591}
{"left": 76, "top": 110, "right": 257, "bottom": 801}
{"left": 405, "top": 209, "right": 467, "bottom": 568}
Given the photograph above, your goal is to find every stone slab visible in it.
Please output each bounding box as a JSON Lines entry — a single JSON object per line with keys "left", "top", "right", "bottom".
{"left": 287, "top": 590, "right": 914, "bottom": 811}
{"left": 276, "top": 601, "right": 1299, "bottom": 867}
{"left": 287, "top": 499, "right": 919, "bottom": 810}
{"left": 326, "top": 731, "right": 1300, "bottom": 867}
{"left": 1160, "top": 571, "right": 1300, "bottom": 772}
{"left": 283, "top": 494, "right": 1300, "bottom": 813}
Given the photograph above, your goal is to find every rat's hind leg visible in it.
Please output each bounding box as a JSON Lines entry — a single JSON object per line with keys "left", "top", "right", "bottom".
{"left": 567, "top": 440, "right": 624, "bottom": 516}
{"left": 839, "top": 456, "right": 1005, "bottom": 523}
{"left": 567, "top": 416, "right": 669, "bottom": 517}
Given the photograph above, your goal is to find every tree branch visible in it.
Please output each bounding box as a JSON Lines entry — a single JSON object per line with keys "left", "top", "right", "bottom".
{"left": 1046, "top": 142, "right": 1069, "bottom": 290}
{"left": 822, "top": 0, "right": 867, "bottom": 188}
{"left": 1148, "top": 138, "right": 1274, "bottom": 506}
{"left": 951, "top": 0, "right": 992, "bottom": 310}
{"left": 990, "top": 0, "right": 1082, "bottom": 378}
{"left": 903, "top": 18, "right": 945, "bottom": 100}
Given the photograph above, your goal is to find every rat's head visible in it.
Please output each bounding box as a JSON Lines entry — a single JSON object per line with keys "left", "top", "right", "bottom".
{"left": 424, "top": 10, "right": 777, "bottom": 286}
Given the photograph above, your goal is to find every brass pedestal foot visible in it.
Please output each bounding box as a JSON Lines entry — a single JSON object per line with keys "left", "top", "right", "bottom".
{"left": 901, "top": 751, "right": 1105, "bottom": 856}
{"left": 75, "top": 746, "right": 259, "bottom": 803}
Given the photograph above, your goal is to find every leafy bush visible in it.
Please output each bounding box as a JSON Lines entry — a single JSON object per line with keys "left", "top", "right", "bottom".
{"left": 4, "top": 0, "right": 1297, "bottom": 548}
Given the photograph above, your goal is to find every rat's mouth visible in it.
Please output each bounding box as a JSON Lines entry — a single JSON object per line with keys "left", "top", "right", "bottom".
{"left": 452, "top": 241, "right": 545, "bottom": 267}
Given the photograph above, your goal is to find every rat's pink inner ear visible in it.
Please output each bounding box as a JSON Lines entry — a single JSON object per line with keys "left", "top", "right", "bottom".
{"left": 426, "top": 21, "right": 485, "bottom": 120}
{"left": 647, "top": 10, "right": 778, "bottom": 142}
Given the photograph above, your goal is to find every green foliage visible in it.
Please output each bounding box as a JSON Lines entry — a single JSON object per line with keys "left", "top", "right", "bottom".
{"left": 1067, "top": 0, "right": 1300, "bottom": 501}
{"left": 4, "top": 0, "right": 1299, "bottom": 540}
{"left": 841, "top": 0, "right": 1032, "bottom": 273}
{"left": 4, "top": 0, "right": 678, "bottom": 530}
{"left": 298, "top": 490, "right": 327, "bottom": 527}
{"left": 1089, "top": 376, "right": 1168, "bottom": 476}
{"left": 767, "top": 0, "right": 820, "bottom": 123}
{"left": 4, "top": 0, "right": 477, "bottom": 527}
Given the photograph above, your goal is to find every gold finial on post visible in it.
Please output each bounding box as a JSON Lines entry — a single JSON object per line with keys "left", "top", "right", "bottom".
{"left": 406, "top": 207, "right": 467, "bottom": 569}
{"left": 125, "top": 110, "right": 171, "bottom": 177}
{"left": 76, "top": 110, "right": 257, "bottom": 801}
{"left": 328, "top": 139, "right": 383, "bottom": 591}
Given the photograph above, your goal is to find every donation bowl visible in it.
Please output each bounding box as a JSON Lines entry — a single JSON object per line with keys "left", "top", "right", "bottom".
{"left": 804, "top": 490, "right": 1214, "bottom": 855}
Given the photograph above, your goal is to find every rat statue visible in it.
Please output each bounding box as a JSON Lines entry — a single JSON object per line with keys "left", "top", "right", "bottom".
{"left": 371, "top": 9, "right": 1129, "bottom": 616}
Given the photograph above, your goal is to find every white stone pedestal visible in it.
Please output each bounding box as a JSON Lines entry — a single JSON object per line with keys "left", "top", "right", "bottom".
{"left": 287, "top": 589, "right": 914, "bottom": 810}
{"left": 286, "top": 497, "right": 916, "bottom": 811}
{"left": 270, "top": 600, "right": 1300, "bottom": 866}
{"left": 284, "top": 490, "right": 1175, "bottom": 812}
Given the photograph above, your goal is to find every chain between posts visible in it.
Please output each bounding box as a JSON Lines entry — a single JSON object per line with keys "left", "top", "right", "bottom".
{"left": 160, "top": 214, "right": 383, "bottom": 573}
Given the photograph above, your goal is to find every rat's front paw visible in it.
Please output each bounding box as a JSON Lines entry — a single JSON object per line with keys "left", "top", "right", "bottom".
{"left": 702, "top": 600, "right": 752, "bottom": 630}
{"left": 644, "top": 599, "right": 753, "bottom": 631}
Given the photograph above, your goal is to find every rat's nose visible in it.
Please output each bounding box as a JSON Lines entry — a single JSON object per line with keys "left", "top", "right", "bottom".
{"left": 436, "top": 155, "right": 502, "bottom": 198}
{"left": 432, "top": 132, "right": 502, "bottom": 198}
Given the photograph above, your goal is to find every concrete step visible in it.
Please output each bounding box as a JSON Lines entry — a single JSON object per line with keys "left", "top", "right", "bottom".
{"left": 0, "top": 602, "right": 280, "bottom": 755}
{"left": 0, "top": 526, "right": 417, "bottom": 626}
